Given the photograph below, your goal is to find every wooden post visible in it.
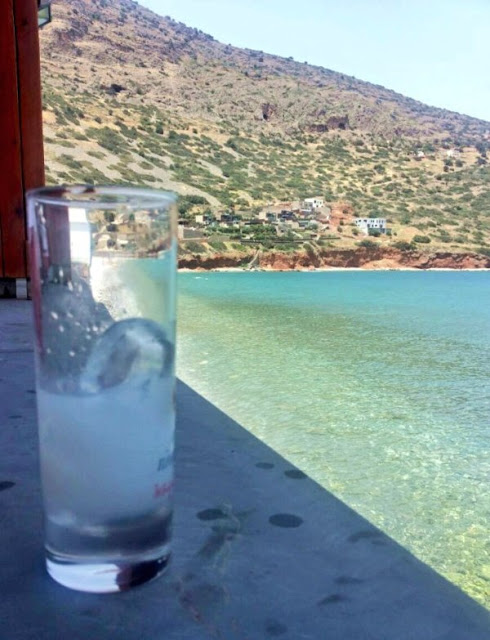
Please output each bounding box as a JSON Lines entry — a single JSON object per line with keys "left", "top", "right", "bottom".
{"left": 0, "top": 0, "right": 24, "bottom": 280}
{"left": 0, "top": 0, "right": 45, "bottom": 286}
{"left": 15, "top": 0, "right": 45, "bottom": 199}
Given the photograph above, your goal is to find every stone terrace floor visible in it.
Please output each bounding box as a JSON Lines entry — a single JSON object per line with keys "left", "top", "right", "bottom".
{"left": 1, "top": 299, "right": 489, "bottom": 639}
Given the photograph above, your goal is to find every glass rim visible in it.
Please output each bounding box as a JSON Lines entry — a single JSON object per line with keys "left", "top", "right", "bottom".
{"left": 27, "top": 185, "right": 176, "bottom": 210}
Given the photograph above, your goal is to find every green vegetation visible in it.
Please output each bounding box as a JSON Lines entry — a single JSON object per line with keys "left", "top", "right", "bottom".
{"left": 40, "top": 5, "right": 490, "bottom": 261}
{"left": 208, "top": 241, "right": 227, "bottom": 252}
{"left": 357, "top": 239, "right": 379, "bottom": 249}
{"left": 183, "top": 241, "right": 207, "bottom": 253}
{"left": 85, "top": 126, "right": 129, "bottom": 153}
{"left": 392, "top": 241, "right": 414, "bottom": 251}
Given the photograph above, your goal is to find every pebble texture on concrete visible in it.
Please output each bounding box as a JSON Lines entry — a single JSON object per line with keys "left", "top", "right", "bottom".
{"left": 1, "top": 300, "right": 489, "bottom": 639}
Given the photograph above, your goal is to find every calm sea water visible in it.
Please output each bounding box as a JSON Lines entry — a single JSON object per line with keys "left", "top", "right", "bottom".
{"left": 176, "top": 271, "right": 490, "bottom": 607}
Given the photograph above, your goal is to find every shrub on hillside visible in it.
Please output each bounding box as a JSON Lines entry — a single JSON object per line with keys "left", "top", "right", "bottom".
{"left": 357, "top": 239, "right": 378, "bottom": 249}
{"left": 184, "top": 241, "right": 206, "bottom": 254}
{"left": 413, "top": 235, "right": 431, "bottom": 244}
{"left": 208, "top": 241, "right": 227, "bottom": 252}
{"left": 87, "top": 150, "right": 105, "bottom": 160}
{"left": 86, "top": 126, "right": 128, "bottom": 153}
{"left": 391, "top": 241, "right": 414, "bottom": 251}
{"left": 178, "top": 194, "right": 209, "bottom": 215}
{"left": 438, "top": 231, "right": 453, "bottom": 243}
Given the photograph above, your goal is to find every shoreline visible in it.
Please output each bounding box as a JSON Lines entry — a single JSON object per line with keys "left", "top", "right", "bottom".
{"left": 178, "top": 247, "right": 490, "bottom": 272}
{"left": 179, "top": 266, "right": 490, "bottom": 273}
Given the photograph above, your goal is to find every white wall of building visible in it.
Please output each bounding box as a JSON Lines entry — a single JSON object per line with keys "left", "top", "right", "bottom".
{"left": 304, "top": 197, "right": 324, "bottom": 210}
{"left": 355, "top": 218, "right": 386, "bottom": 229}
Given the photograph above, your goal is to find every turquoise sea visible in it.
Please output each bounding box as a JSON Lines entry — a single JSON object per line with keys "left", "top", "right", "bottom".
{"left": 176, "top": 271, "right": 490, "bottom": 607}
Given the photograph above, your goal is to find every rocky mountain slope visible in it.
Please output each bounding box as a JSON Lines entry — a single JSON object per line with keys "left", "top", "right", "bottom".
{"left": 40, "top": 0, "right": 490, "bottom": 259}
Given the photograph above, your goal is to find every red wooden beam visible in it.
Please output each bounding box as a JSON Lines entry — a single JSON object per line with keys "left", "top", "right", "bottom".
{"left": 15, "top": 0, "right": 45, "bottom": 194}
{"left": 0, "top": 0, "right": 45, "bottom": 280}
{"left": 0, "top": 0, "right": 24, "bottom": 278}
{"left": 15, "top": 0, "right": 46, "bottom": 281}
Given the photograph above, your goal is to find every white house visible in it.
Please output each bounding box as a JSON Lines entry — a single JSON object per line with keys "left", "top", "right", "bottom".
{"left": 303, "top": 197, "right": 324, "bottom": 210}
{"left": 355, "top": 218, "right": 387, "bottom": 234}
{"left": 445, "top": 149, "right": 460, "bottom": 159}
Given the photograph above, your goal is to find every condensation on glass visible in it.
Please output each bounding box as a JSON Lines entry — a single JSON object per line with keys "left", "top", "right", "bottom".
{"left": 27, "top": 185, "right": 177, "bottom": 593}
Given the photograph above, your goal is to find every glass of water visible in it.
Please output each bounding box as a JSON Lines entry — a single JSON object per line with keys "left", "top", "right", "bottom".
{"left": 27, "top": 186, "right": 177, "bottom": 593}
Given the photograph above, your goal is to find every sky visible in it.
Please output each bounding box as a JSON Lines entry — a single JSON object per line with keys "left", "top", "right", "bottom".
{"left": 138, "top": 0, "right": 490, "bottom": 123}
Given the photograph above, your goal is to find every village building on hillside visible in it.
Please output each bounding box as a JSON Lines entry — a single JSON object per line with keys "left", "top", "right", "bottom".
{"left": 178, "top": 225, "right": 205, "bottom": 240}
{"left": 354, "top": 218, "right": 388, "bottom": 235}
{"left": 218, "top": 212, "right": 241, "bottom": 227}
{"left": 278, "top": 210, "right": 296, "bottom": 221}
{"left": 303, "top": 197, "right": 324, "bottom": 210}
{"left": 258, "top": 206, "right": 282, "bottom": 220}
{"left": 298, "top": 219, "right": 319, "bottom": 231}
{"left": 259, "top": 201, "right": 300, "bottom": 218}
{"left": 257, "top": 211, "right": 280, "bottom": 223}
{"left": 445, "top": 148, "right": 461, "bottom": 159}
{"left": 266, "top": 212, "right": 279, "bottom": 222}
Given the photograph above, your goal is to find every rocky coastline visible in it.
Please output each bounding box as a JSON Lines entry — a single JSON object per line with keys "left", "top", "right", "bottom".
{"left": 178, "top": 247, "right": 490, "bottom": 271}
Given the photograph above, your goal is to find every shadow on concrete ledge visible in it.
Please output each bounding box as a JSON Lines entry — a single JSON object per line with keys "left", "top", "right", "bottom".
{"left": 1, "top": 300, "right": 489, "bottom": 639}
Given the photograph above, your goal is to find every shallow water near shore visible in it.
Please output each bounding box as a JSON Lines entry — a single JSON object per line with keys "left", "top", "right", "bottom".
{"left": 176, "top": 271, "right": 490, "bottom": 607}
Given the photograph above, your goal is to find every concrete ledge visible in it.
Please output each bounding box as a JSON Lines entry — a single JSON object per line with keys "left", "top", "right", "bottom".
{"left": 1, "top": 300, "right": 489, "bottom": 639}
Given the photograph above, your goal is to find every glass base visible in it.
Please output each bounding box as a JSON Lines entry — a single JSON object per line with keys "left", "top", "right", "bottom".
{"left": 46, "top": 549, "right": 170, "bottom": 593}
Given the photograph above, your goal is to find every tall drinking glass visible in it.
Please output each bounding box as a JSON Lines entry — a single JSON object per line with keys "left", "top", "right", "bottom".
{"left": 27, "top": 186, "right": 177, "bottom": 593}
